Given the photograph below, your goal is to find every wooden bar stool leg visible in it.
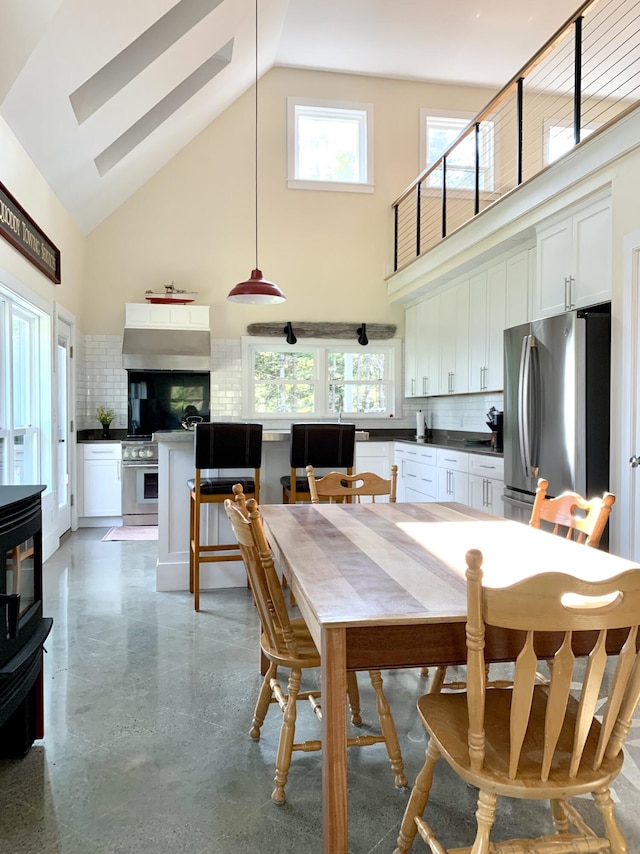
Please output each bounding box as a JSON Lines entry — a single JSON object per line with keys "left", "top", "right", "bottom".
{"left": 193, "top": 494, "right": 201, "bottom": 611}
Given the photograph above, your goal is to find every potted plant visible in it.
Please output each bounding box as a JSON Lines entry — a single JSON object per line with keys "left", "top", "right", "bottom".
{"left": 95, "top": 406, "right": 116, "bottom": 439}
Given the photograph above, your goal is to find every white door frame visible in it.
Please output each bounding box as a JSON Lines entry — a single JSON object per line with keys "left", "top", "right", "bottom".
{"left": 53, "top": 304, "right": 76, "bottom": 536}
{"left": 618, "top": 229, "right": 640, "bottom": 560}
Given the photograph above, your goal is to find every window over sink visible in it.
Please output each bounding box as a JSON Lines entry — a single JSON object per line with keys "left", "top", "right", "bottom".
{"left": 241, "top": 337, "right": 401, "bottom": 420}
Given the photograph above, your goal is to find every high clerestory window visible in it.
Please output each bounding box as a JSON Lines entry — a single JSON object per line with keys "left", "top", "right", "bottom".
{"left": 241, "top": 338, "right": 400, "bottom": 420}
{"left": 287, "top": 98, "right": 374, "bottom": 193}
{"left": 544, "top": 119, "right": 598, "bottom": 165}
{"left": 421, "top": 109, "right": 495, "bottom": 192}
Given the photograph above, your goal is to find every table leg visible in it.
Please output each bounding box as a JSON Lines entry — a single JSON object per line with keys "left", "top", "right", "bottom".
{"left": 321, "top": 626, "right": 348, "bottom": 854}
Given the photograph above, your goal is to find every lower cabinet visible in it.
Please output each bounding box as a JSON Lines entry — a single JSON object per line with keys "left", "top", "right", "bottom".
{"left": 468, "top": 454, "right": 504, "bottom": 517}
{"left": 79, "top": 443, "right": 122, "bottom": 517}
{"left": 436, "top": 448, "right": 469, "bottom": 504}
{"left": 394, "top": 442, "right": 504, "bottom": 513}
{"left": 355, "top": 442, "right": 393, "bottom": 501}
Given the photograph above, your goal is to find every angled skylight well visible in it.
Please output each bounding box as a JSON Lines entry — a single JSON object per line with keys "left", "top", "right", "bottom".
{"left": 94, "top": 39, "right": 233, "bottom": 176}
{"left": 69, "top": 0, "right": 226, "bottom": 123}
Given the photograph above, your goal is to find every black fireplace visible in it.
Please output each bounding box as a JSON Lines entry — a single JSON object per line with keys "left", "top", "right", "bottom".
{"left": 0, "top": 485, "right": 52, "bottom": 758}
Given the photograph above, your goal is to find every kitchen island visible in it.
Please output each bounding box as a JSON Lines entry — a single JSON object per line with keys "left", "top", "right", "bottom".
{"left": 153, "top": 427, "right": 500, "bottom": 592}
{"left": 154, "top": 428, "right": 371, "bottom": 591}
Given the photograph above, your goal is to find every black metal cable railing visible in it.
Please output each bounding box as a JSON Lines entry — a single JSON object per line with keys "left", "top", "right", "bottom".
{"left": 392, "top": 0, "right": 640, "bottom": 273}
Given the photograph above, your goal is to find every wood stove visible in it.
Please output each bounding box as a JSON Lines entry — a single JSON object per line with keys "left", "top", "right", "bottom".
{"left": 0, "top": 485, "right": 52, "bottom": 758}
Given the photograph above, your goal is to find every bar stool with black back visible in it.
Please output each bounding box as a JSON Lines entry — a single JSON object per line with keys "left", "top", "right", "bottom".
{"left": 188, "top": 422, "right": 263, "bottom": 611}
{"left": 280, "top": 422, "right": 356, "bottom": 504}
{"left": 224, "top": 489, "right": 408, "bottom": 805}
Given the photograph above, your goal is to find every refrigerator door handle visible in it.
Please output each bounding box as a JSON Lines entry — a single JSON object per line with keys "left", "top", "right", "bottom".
{"left": 518, "top": 334, "right": 535, "bottom": 478}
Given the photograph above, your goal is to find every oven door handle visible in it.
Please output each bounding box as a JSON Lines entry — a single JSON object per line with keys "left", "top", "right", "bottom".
{"left": 122, "top": 463, "right": 158, "bottom": 468}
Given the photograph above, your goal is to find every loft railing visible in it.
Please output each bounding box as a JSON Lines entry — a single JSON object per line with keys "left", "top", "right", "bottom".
{"left": 392, "top": 0, "right": 640, "bottom": 273}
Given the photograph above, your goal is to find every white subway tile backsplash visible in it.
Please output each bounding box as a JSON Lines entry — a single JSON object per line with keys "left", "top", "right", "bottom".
{"left": 75, "top": 334, "right": 503, "bottom": 435}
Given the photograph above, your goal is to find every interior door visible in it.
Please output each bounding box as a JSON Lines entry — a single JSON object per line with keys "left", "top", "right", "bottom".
{"left": 56, "top": 316, "right": 73, "bottom": 539}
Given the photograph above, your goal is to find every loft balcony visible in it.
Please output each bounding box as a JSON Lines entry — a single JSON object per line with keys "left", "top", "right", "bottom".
{"left": 387, "top": 0, "right": 640, "bottom": 301}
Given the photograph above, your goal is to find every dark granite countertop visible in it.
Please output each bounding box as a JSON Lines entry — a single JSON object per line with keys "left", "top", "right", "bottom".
{"left": 367, "top": 428, "right": 503, "bottom": 458}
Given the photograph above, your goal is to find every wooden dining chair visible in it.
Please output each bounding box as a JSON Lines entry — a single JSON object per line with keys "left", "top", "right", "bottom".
{"left": 395, "top": 549, "right": 640, "bottom": 854}
{"left": 224, "top": 487, "right": 408, "bottom": 805}
{"left": 306, "top": 464, "right": 397, "bottom": 503}
{"left": 426, "top": 477, "right": 618, "bottom": 693}
{"left": 529, "top": 476, "right": 616, "bottom": 547}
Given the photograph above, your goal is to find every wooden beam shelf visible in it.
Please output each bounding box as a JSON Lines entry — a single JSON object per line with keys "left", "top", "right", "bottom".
{"left": 246, "top": 322, "right": 396, "bottom": 339}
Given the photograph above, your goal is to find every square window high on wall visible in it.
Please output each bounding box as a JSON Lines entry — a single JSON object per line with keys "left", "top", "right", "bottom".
{"left": 287, "top": 97, "right": 374, "bottom": 193}
{"left": 420, "top": 108, "right": 495, "bottom": 192}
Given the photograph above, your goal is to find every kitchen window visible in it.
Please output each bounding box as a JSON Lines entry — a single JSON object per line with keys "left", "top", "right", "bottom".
{"left": 287, "top": 97, "right": 374, "bottom": 193}
{"left": 242, "top": 338, "right": 400, "bottom": 420}
{"left": 421, "top": 109, "right": 495, "bottom": 192}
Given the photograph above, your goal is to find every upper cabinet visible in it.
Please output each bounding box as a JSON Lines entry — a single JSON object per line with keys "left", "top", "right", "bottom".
{"left": 404, "top": 295, "right": 440, "bottom": 397}
{"left": 469, "top": 264, "right": 506, "bottom": 393}
{"left": 403, "top": 246, "right": 532, "bottom": 398}
{"left": 534, "top": 193, "right": 611, "bottom": 318}
{"left": 440, "top": 280, "right": 469, "bottom": 395}
{"left": 125, "top": 302, "right": 210, "bottom": 330}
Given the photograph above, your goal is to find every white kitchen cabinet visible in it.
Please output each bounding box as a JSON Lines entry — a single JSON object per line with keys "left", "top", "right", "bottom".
{"left": 356, "top": 442, "right": 391, "bottom": 479}
{"left": 534, "top": 194, "right": 611, "bottom": 319}
{"left": 404, "top": 304, "right": 419, "bottom": 397}
{"left": 468, "top": 265, "right": 506, "bottom": 393}
{"left": 404, "top": 297, "right": 440, "bottom": 397}
{"left": 418, "top": 294, "right": 440, "bottom": 396}
{"left": 436, "top": 448, "right": 469, "bottom": 504}
{"left": 394, "top": 444, "right": 408, "bottom": 502}
{"left": 125, "top": 302, "right": 210, "bottom": 330}
{"left": 468, "top": 454, "right": 504, "bottom": 517}
{"left": 439, "top": 281, "right": 470, "bottom": 394}
{"left": 394, "top": 443, "right": 437, "bottom": 502}
{"left": 81, "top": 443, "right": 122, "bottom": 517}
{"left": 505, "top": 248, "right": 533, "bottom": 328}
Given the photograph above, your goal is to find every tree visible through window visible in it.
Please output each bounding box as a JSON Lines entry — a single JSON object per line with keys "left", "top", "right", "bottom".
{"left": 243, "top": 339, "right": 399, "bottom": 419}
{"left": 288, "top": 98, "right": 373, "bottom": 191}
{"left": 424, "top": 114, "right": 494, "bottom": 191}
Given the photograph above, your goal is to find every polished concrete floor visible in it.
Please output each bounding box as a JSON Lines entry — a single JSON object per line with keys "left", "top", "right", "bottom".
{"left": 2, "top": 528, "right": 640, "bottom": 853}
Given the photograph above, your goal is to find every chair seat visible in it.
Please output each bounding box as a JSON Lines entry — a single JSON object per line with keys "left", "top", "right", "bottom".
{"left": 188, "top": 477, "right": 256, "bottom": 495}
{"left": 261, "top": 616, "right": 321, "bottom": 669}
{"left": 279, "top": 475, "right": 311, "bottom": 494}
{"left": 418, "top": 685, "right": 623, "bottom": 798}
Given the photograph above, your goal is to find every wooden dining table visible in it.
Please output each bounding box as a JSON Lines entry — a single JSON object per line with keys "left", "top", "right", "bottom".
{"left": 259, "top": 500, "right": 637, "bottom": 854}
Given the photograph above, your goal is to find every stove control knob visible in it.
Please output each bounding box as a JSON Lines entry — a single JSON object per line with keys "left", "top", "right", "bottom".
{"left": 131, "top": 449, "right": 139, "bottom": 458}
{"left": 144, "top": 449, "right": 153, "bottom": 458}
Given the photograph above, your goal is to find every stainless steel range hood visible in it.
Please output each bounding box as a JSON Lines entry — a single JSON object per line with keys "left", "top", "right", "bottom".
{"left": 122, "top": 327, "right": 211, "bottom": 370}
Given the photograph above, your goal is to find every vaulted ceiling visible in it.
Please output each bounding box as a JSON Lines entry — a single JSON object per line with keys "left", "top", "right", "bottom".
{"left": 0, "top": 0, "right": 579, "bottom": 234}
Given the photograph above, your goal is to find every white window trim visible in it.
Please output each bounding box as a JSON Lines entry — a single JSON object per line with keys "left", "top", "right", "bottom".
{"left": 241, "top": 336, "right": 401, "bottom": 421}
{"left": 287, "top": 96, "right": 374, "bottom": 193}
{"left": 0, "top": 276, "right": 52, "bottom": 493}
{"left": 420, "top": 107, "right": 498, "bottom": 195}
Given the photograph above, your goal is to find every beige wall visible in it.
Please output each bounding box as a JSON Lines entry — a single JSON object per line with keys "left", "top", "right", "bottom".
{"left": 0, "top": 116, "right": 85, "bottom": 318}
{"left": 83, "top": 68, "right": 496, "bottom": 338}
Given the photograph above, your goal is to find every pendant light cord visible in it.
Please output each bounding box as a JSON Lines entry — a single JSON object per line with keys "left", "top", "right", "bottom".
{"left": 254, "top": 0, "right": 259, "bottom": 270}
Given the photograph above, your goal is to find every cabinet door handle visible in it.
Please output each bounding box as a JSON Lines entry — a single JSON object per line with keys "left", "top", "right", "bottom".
{"left": 422, "top": 376, "right": 428, "bottom": 395}
{"left": 411, "top": 378, "right": 415, "bottom": 395}
{"left": 569, "top": 275, "right": 576, "bottom": 309}
{"left": 564, "top": 276, "right": 571, "bottom": 311}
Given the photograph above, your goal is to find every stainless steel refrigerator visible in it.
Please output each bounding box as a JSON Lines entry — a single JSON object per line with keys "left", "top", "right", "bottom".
{"left": 502, "top": 306, "right": 610, "bottom": 523}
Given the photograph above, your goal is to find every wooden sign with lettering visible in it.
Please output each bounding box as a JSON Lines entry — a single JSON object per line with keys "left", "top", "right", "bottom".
{"left": 0, "top": 181, "right": 61, "bottom": 284}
